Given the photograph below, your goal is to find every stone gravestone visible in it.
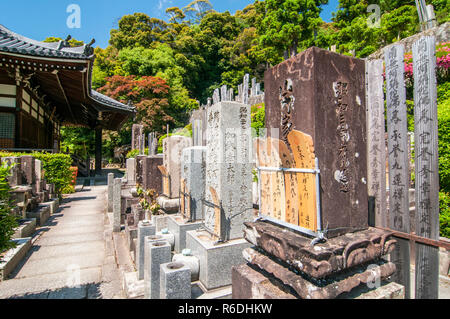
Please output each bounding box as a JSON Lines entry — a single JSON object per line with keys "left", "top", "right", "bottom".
{"left": 181, "top": 146, "right": 207, "bottom": 221}
{"left": 204, "top": 101, "right": 253, "bottom": 241}
{"left": 412, "top": 36, "right": 439, "bottom": 299}
{"left": 132, "top": 124, "right": 144, "bottom": 151}
{"left": 264, "top": 46, "right": 368, "bottom": 238}
{"left": 162, "top": 136, "right": 192, "bottom": 199}
{"left": 0, "top": 157, "right": 22, "bottom": 186}
{"left": 34, "top": 159, "right": 43, "bottom": 193}
{"left": 126, "top": 158, "right": 136, "bottom": 185}
{"left": 20, "top": 155, "right": 36, "bottom": 193}
{"left": 148, "top": 132, "right": 158, "bottom": 156}
{"left": 191, "top": 108, "right": 207, "bottom": 147}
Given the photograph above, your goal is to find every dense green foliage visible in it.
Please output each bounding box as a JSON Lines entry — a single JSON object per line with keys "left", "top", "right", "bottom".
{"left": 0, "top": 152, "right": 73, "bottom": 197}
{"left": 0, "top": 164, "right": 18, "bottom": 254}
{"left": 440, "top": 192, "right": 450, "bottom": 238}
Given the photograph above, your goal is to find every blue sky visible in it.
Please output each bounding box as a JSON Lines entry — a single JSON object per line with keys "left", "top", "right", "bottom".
{"left": 0, "top": 0, "right": 339, "bottom": 49}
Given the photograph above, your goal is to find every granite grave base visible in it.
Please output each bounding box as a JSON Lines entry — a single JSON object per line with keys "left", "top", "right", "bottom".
{"left": 167, "top": 215, "right": 204, "bottom": 253}
{"left": 186, "top": 230, "right": 251, "bottom": 290}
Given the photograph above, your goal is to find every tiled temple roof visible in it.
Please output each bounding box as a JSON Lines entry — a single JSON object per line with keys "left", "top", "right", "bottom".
{"left": 0, "top": 24, "right": 95, "bottom": 59}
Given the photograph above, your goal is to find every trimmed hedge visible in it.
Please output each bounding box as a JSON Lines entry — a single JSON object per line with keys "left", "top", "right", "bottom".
{"left": 0, "top": 152, "right": 73, "bottom": 197}
{"left": 0, "top": 163, "right": 18, "bottom": 254}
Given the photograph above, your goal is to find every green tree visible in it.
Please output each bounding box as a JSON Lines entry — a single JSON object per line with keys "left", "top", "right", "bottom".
{"left": 257, "top": 0, "right": 329, "bottom": 65}
{"left": 0, "top": 164, "right": 18, "bottom": 254}
{"left": 109, "top": 13, "right": 168, "bottom": 50}
{"left": 183, "top": 0, "right": 214, "bottom": 24}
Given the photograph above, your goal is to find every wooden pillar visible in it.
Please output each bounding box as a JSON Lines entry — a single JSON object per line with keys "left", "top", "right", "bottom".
{"left": 95, "top": 125, "right": 102, "bottom": 174}
{"left": 413, "top": 36, "right": 439, "bottom": 299}
{"left": 15, "top": 84, "right": 23, "bottom": 148}
{"left": 384, "top": 44, "right": 411, "bottom": 298}
{"left": 366, "top": 59, "right": 387, "bottom": 228}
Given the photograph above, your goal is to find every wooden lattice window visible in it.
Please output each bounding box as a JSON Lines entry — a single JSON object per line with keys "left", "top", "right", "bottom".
{"left": 0, "top": 112, "right": 15, "bottom": 148}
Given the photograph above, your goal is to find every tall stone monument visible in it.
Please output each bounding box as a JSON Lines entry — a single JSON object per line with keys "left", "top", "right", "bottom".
{"left": 264, "top": 46, "right": 368, "bottom": 238}
{"left": 132, "top": 124, "right": 144, "bottom": 151}
{"left": 204, "top": 101, "right": 253, "bottom": 241}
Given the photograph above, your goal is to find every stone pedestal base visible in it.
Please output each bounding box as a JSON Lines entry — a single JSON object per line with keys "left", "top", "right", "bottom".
{"left": 167, "top": 215, "right": 204, "bottom": 253}
{"left": 26, "top": 205, "right": 50, "bottom": 226}
{"left": 186, "top": 230, "right": 251, "bottom": 290}
{"left": 12, "top": 219, "right": 36, "bottom": 239}
{"left": 240, "top": 247, "right": 397, "bottom": 299}
{"left": 232, "top": 263, "right": 404, "bottom": 299}
{"left": 123, "top": 271, "right": 145, "bottom": 299}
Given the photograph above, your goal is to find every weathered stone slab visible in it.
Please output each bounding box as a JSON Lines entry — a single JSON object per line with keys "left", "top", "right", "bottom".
{"left": 204, "top": 101, "right": 253, "bottom": 241}
{"left": 243, "top": 247, "right": 396, "bottom": 299}
{"left": 244, "top": 221, "right": 396, "bottom": 279}
{"left": 264, "top": 47, "right": 368, "bottom": 238}
{"left": 163, "top": 136, "right": 192, "bottom": 199}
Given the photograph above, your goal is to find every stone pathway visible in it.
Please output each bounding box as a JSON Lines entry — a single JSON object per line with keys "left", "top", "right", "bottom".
{"left": 0, "top": 186, "right": 125, "bottom": 299}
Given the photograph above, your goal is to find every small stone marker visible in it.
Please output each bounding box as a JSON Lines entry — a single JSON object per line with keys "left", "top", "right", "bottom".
{"left": 158, "top": 165, "right": 170, "bottom": 197}
{"left": 160, "top": 262, "right": 191, "bottom": 299}
{"left": 132, "top": 124, "right": 144, "bottom": 150}
{"left": 144, "top": 239, "right": 171, "bottom": 299}
{"left": 113, "top": 178, "right": 122, "bottom": 232}
{"left": 181, "top": 146, "right": 206, "bottom": 221}
{"left": 126, "top": 158, "right": 136, "bottom": 184}
{"left": 163, "top": 136, "right": 192, "bottom": 199}
{"left": 137, "top": 220, "right": 156, "bottom": 280}
{"left": 107, "top": 173, "right": 114, "bottom": 212}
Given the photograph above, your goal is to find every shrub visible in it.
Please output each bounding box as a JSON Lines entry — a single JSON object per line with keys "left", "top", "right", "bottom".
{"left": 439, "top": 192, "right": 450, "bottom": 239}
{"left": 0, "top": 163, "right": 18, "bottom": 255}
{"left": 251, "top": 103, "right": 265, "bottom": 137}
{"left": 437, "top": 86, "right": 450, "bottom": 193}
{"left": 126, "top": 149, "right": 140, "bottom": 159}
{"left": 0, "top": 152, "right": 73, "bottom": 197}
{"left": 31, "top": 153, "right": 73, "bottom": 198}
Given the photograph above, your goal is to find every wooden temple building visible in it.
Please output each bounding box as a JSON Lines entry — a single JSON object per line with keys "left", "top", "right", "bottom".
{"left": 0, "top": 25, "right": 135, "bottom": 172}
